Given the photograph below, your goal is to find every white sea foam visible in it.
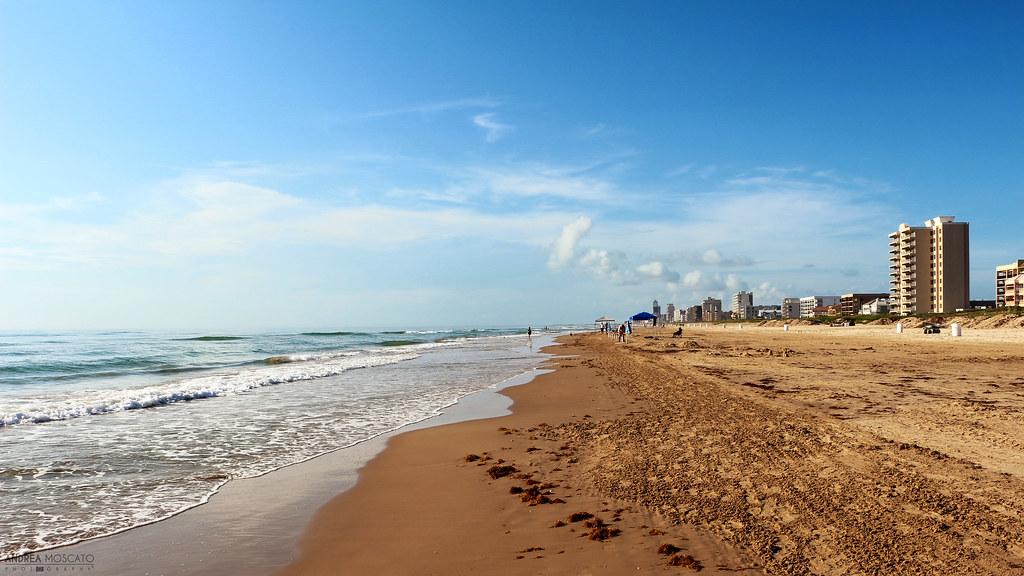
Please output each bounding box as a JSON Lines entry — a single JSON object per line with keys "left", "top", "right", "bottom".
{"left": 0, "top": 332, "right": 554, "bottom": 562}
{"left": 0, "top": 348, "right": 420, "bottom": 427}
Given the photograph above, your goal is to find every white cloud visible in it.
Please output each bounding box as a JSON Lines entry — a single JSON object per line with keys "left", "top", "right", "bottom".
{"left": 469, "top": 166, "right": 614, "bottom": 202}
{"left": 665, "top": 164, "right": 694, "bottom": 178}
{"left": 680, "top": 270, "right": 746, "bottom": 293}
{"left": 0, "top": 193, "right": 104, "bottom": 223}
{"left": 635, "top": 260, "right": 679, "bottom": 283}
{"left": 472, "top": 113, "right": 513, "bottom": 142}
{"left": 548, "top": 216, "right": 592, "bottom": 270}
{"left": 578, "top": 248, "right": 636, "bottom": 285}
{"left": 363, "top": 97, "right": 500, "bottom": 118}
{"left": 725, "top": 273, "right": 747, "bottom": 291}
{"left": 0, "top": 178, "right": 585, "bottom": 271}
{"left": 755, "top": 281, "right": 784, "bottom": 304}
{"left": 702, "top": 249, "right": 722, "bottom": 265}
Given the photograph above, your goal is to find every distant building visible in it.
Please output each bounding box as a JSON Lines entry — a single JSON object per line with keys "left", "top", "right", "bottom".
{"left": 754, "top": 305, "right": 782, "bottom": 319}
{"left": 860, "top": 297, "right": 890, "bottom": 315}
{"left": 889, "top": 216, "right": 970, "bottom": 315}
{"left": 731, "top": 291, "right": 754, "bottom": 320}
{"left": 684, "top": 305, "right": 703, "bottom": 323}
{"left": 1003, "top": 276, "right": 1024, "bottom": 309}
{"left": 996, "top": 260, "right": 1024, "bottom": 307}
{"left": 811, "top": 305, "right": 833, "bottom": 318}
{"left": 702, "top": 297, "right": 723, "bottom": 322}
{"left": 652, "top": 299, "right": 661, "bottom": 319}
{"left": 781, "top": 298, "right": 802, "bottom": 320}
{"left": 970, "top": 299, "right": 997, "bottom": 310}
{"left": 840, "top": 293, "right": 889, "bottom": 317}
{"left": 800, "top": 296, "right": 840, "bottom": 318}
{"left": 665, "top": 303, "right": 676, "bottom": 323}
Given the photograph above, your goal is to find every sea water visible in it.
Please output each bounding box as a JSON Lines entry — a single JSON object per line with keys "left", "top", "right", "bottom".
{"left": 0, "top": 328, "right": 570, "bottom": 559}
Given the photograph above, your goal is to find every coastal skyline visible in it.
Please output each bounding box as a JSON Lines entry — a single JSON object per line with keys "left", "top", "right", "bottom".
{"left": 2, "top": 2, "right": 1022, "bottom": 330}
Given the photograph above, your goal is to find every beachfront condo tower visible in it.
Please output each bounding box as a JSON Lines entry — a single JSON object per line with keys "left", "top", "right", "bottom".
{"left": 888, "top": 216, "right": 970, "bottom": 315}
{"left": 996, "top": 260, "right": 1024, "bottom": 307}
{"left": 731, "top": 291, "right": 754, "bottom": 320}
{"left": 781, "top": 298, "right": 801, "bottom": 320}
{"left": 701, "top": 297, "right": 723, "bottom": 322}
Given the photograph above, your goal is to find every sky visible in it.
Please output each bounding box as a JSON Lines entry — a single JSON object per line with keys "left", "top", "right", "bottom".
{"left": 1, "top": 1, "right": 1022, "bottom": 330}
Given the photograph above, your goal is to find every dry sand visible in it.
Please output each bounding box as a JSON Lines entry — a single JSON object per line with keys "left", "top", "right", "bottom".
{"left": 281, "top": 326, "right": 1024, "bottom": 575}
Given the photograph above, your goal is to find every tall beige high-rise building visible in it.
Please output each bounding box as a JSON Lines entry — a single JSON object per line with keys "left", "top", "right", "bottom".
{"left": 888, "top": 216, "right": 970, "bottom": 315}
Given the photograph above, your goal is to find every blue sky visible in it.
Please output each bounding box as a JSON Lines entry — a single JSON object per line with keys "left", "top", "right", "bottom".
{"left": 1, "top": 1, "right": 1021, "bottom": 330}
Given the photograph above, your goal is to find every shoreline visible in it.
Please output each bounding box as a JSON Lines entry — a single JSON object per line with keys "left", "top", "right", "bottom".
{"left": 277, "top": 335, "right": 760, "bottom": 575}
{"left": 280, "top": 326, "right": 1024, "bottom": 575}
{"left": 12, "top": 325, "right": 1024, "bottom": 574}
{"left": 6, "top": 337, "right": 557, "bottom": 575}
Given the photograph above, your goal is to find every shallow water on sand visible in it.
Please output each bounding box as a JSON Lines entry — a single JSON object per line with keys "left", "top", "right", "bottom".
{"left": 0, "top": 329, "right": 560, "bottom": 559}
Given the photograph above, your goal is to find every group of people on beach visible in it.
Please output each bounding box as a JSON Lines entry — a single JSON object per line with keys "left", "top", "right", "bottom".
{"left": 601, "top": 321, "right": 631, "bottom": 342}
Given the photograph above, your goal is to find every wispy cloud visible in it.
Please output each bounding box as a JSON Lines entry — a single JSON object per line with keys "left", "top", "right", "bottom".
{"left": 467, "top": 165, "right": 614, "bottom": 202}
{"left": 472, "top": 112, "right": 513, "bottom": 142}
{"left": 667, "top": 249, "right": 756, "bottom": 268}
{"left": 362, "top": 97, "right": 500, "bottom": 118}
{"left": 665, "top": 164, "right": 693, "bottom": 178}
{"left": 0, "top": 193, "right": 104, "bottom": 223}
{"left": 580, "top": 123, "right": 608, "bottom": 137}
{"left": 0, "top": 177, "right": 583, "bottom": 271}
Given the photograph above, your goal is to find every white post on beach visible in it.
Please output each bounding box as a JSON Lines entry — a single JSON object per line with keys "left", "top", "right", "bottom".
{"left": 951, "top": 323, "right": 962, "bottom": 337}
{"left": 896, "top": 322, "right": 903, "bottom": 334}
{"left": 783, "top": 324, "right": 790, "bottom": 332}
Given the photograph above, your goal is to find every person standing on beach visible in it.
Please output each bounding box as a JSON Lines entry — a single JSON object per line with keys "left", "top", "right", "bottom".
{"left": 617, "top": 323, "right": 626, "bottom": 343}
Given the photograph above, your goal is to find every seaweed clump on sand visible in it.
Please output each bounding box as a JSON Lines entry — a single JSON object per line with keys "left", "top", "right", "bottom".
{"left": 667, "top": 554, "right": 703, "bottom": 571}
{"left": 487, "top": 465, "right": 518, "bottom": 479}
{"left": 658, "top": 543, "right": 682, "bottom": 555}
{"left": 517, "top": 486, "right": 551, "bottom": 505}
{"left": 583, "top": 517, "right": 621, "bottom": 541}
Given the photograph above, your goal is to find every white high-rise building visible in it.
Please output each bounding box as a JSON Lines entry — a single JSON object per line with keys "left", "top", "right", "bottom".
{"left": 800, "top": 296, "right": 840, "bottom": 318}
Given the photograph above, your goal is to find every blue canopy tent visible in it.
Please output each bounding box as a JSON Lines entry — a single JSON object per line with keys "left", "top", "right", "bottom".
{"left": 631, "top": 311, "right": 657, "bottom": 329}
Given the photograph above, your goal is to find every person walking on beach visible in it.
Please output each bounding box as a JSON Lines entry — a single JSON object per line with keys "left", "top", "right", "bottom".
{"left": 617, "top": 323, "right": 626, "bottom": 343}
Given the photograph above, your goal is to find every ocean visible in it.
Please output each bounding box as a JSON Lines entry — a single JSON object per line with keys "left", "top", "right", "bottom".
{"left": 0, "top": 327, "right": 569, "bottom": 559}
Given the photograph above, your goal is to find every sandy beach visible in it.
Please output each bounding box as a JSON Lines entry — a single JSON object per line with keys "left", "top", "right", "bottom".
{"left": 282, "top": 326, "right": 1024, "bottom": 575}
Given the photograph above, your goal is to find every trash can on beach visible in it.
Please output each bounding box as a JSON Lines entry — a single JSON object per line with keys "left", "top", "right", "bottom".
{"left": 951, "top": 323, "right": 962, "bottom": 337}
{"left": 896, "top": 322, "right": 903, "bottom": 334}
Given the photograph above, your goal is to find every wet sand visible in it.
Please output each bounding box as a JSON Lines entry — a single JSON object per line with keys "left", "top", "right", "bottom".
{"left": 282, "top": 326, "right": 1024, "bottom": 575}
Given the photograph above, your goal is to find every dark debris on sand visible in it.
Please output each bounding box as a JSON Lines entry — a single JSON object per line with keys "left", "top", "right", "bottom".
{"left": 486, "top": 465, "right": 518, "bottom": 479}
